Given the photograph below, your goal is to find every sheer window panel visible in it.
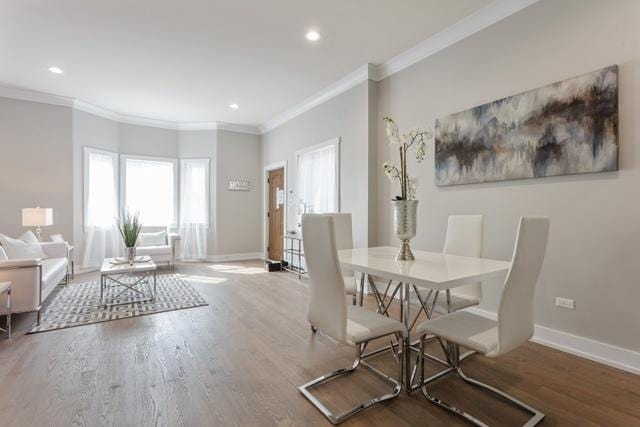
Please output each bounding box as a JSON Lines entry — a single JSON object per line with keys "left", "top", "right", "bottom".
{"left": 179, "top": 158, "right": 210, "bottom": 260}
{"left": 121, "top": 155, "right": 178, "bottom": 227}
{"left": 296, "top": 138, "right": 340, "bottom": 216}
{"left": 82, "top": 148, "right": 122, "bottom": 267}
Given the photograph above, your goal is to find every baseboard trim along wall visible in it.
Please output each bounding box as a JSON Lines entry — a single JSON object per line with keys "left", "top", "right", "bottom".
{"left": 465, "top": 307, "right": 640, "bottom": 376}
{"left": 205, "top": 252, "right": 264, "bottom": 263}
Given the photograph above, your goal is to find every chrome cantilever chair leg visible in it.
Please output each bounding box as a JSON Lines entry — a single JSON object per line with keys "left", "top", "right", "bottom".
{"left": 299, "top": 334, "right": 403, "bottom": 425}
{"left": 418, "top": 335, "right": 544, "bottom": 427}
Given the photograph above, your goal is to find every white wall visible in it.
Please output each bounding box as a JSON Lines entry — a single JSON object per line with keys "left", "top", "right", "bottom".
{"left": 0, "top": 97, "right": 73, "bottom": 241}
{"left": 261, "top": 81, "right": 375, "bottom": 249}
{"left": 375, "top": 0, "right": 640, "bottom": 352}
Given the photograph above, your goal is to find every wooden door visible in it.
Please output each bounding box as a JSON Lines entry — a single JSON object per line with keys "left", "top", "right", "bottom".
{"left": 268, "top": 168, "right": 285, "bottom": 261}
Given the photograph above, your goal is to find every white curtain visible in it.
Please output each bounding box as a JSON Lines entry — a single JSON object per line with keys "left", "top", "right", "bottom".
{"left": 83, "top": 148, "right": 121, "bottom": 268}
{"left": 124, "top": 157, "right": 176, "bottom": 226}
{"left": 179, "top": 159, "right": 209, "bottom": 260}
{"left": 297, "top": 143, "right": 338, "bottom": 214}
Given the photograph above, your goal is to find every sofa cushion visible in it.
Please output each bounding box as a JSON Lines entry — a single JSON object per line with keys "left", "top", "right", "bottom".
{"left": 136, "top": 245, "right": 171, "bottom": 256}
{"left": 0, "top": 233, "right": 47, "bottom": 260}
{"left": 137, "top": 231, "right": 167, "bottom": 247}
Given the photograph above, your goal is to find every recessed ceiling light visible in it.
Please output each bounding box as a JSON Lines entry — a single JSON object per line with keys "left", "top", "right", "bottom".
{"left": 48, "top": 66, "right": 63, "bottom": 74}
{"left": 305, "top": 30, "right": 320, "bottom": 41}
{"left": 229, "top": 103, "right": 239, "bottom": 110}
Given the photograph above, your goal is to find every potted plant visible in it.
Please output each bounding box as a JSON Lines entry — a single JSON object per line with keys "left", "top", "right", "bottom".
{"left": 382, "top": 117, "right": 433, "bottom": 260}
{"left": 117, "top": 211, "right": 142, "bottom": 264}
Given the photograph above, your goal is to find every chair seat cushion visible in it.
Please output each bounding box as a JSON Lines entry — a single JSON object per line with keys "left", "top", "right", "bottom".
{"left": 135, "top": 245, "right": 171, "bottom": 256}
{"left": 414, "top": 288, "right": 479, "bottom": 314}
{"left": 417, "top": 311, "right": 498, "bottom": 355}
{"left": 343, "top": 275, "right": 357, "bottom": 296}
{"left": 346, "top": 306, "right": 407, "bottom": 345}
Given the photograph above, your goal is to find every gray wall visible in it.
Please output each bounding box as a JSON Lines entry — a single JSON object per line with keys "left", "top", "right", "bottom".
{"left": 261, "top": 81, "right": 374, "bottom": 249}
{"left": 119, "top": 123, "right": 179, "bottom": 158}
{"left": 375, "top": 0, "right": 640, "bottom": 351}
{"left": 217, "top": 130, "right": 262, "bottom": 255}
{"left": 0, "top": 97, "right": 73, "bottom": 241}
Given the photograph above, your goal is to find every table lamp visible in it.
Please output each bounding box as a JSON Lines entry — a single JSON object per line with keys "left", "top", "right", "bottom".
{"left": 22, "top": 207, "right": 53, "bottom": 241}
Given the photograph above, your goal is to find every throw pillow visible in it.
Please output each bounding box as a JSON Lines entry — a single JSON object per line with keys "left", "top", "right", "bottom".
{"left": 50, "top": 234, "right": 65, "bottom": 243}
{"left": 19, "top": 230, "right": 39, "bottom": 244}
{"left": 137, "top": 231, "right": 167, "bottom": 247}
{"left": 0, "top": 233, "right": 48, "bottom": 260}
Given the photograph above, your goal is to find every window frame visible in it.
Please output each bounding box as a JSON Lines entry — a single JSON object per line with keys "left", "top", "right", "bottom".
{"left": 83, "top": 146, "right": 119, "bottom": 231}
{"left": 295, "top": 137, "right": 341, "bottom": 213}
{"left": 119, "top": 153, "right": 179, "bottom": 227}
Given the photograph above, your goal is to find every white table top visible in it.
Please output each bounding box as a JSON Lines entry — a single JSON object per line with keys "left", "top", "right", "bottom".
{"left": 338, "top": 246, "right": 511, "bottom": 291}
{"left": 100, "top": 257, "right": 157, "bottom": 275}
{"left": 0, "top": 282, "right": 10, "bottom": 292}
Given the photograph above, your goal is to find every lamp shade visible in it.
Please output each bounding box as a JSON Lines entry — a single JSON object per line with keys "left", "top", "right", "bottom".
{"left": 22, "top": 207, "right": 53, "bottom": 227}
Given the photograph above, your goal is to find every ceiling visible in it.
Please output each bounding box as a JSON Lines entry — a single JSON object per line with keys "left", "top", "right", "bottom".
{"left": 0, "top": 0, "right": 493, "bottom": 127}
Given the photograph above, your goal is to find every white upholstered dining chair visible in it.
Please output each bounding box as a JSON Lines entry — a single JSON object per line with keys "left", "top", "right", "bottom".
{"left": 324, "top": 213, "right": 359, "bottom": 305}
{"left": 417, "top": 216, "right": 550, "bottom": 426}
{"left": 299, "top": 214, "right": 407, "bottom": 424}
{"left": 413, "top": 215, "right": 483, "bottom": 321}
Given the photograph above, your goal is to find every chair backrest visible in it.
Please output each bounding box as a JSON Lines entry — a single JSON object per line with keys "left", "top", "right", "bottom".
{"left": 323, "top": 213, "right": 353, "bottom": 251}
{"left": 443, "top": 215, "right": 483, "bottom": 300}
{"left": 301, "top": 214, "right": 348, "bottom": 343}
{"left": 495, "top": 217, "right": 550, "bottom": 356}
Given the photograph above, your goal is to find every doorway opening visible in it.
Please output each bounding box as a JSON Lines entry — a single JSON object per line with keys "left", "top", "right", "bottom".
{"left": 265, "top": 164, "right": 286, "bottom": 261}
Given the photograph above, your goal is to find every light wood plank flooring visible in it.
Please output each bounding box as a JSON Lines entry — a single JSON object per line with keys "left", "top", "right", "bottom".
{"left": 0, "top": 261, "right": 639, "bottom": 426}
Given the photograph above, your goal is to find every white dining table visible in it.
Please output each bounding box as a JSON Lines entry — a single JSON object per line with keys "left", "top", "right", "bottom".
{"left": 338, "top": 246, "right": 511, "bottom": 393}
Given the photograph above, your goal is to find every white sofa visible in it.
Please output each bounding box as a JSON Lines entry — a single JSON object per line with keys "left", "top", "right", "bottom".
{"left": 0, "top": 242, "right": 69, "bottom": 324}
{"left": 135, "top": 230, "right": 181, "bottom": 269}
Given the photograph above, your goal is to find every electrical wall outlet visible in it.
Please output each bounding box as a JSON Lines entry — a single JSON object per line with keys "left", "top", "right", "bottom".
{"left": 555, "top": 297, "right": 575, "bottom": 310}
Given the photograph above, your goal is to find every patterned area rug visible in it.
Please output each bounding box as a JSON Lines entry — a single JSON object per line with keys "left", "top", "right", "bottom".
{"left": 29, "top": 274, "right": 208, "bottom": 333}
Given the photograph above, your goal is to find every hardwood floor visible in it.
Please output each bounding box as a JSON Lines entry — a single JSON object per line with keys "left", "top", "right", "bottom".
{"left": 0, "top": 260, "right": 639, "bottom": 426}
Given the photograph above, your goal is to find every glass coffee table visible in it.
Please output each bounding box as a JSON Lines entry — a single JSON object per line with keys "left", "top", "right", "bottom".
{"left": 100, "top": 257, "right": 157, "bottom": 307}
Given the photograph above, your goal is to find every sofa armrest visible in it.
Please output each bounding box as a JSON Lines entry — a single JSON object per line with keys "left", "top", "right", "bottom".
{"left": 40, "top": 242, "right": 69, "bottom": 259}
{"left": 168, "top": 233, "right": 181, "bottom": 260}
{"left": 0, "top": 258, "right": 42, "bottom": 270}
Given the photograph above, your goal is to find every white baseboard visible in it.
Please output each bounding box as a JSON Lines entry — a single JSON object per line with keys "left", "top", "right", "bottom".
{"left": 205, "top": 252, "right": 263, "bottom": 263}
{"left": 465, "top": 307, "right": 640, "bottom": 376}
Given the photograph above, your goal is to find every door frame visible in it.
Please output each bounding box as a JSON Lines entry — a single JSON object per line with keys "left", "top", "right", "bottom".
{"left": 263, "top": 160, "right": 287, "bottom": 260}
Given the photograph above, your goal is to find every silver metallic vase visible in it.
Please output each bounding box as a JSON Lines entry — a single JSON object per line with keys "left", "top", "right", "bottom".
{"left": 392, "top": 199, "right": 418, "bottom": 261}
{"left": 126, "top": 247, "right": 137, "bottom": 265}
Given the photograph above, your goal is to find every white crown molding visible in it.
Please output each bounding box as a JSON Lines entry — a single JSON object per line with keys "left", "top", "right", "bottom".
{"left": 377, "top": 0, "right": 540, "bottom": 80}
{"left": 465, "top": 307, "right": 640, "bottom": 376}
{"left": 259, "top": 63, "right": 375, "bottom": 134}
{"left": 259, "top": 0, "right": 540, "bottom": 134}
{"left": 0, "top": 84, "right": 74, "bottom": 108}
{"left": 0, "top": 0, "right": 540, "bottom": 136}
{"left": 216, "top": 121, "right": 261, "bottom": 135}
{"left": 73, "top": 99, "right": 123, "bottom": 122}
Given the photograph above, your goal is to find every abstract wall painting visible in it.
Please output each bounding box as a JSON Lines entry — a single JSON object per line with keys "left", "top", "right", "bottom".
{"left": 434, "top": 65, "right": 618, "bottom": 186}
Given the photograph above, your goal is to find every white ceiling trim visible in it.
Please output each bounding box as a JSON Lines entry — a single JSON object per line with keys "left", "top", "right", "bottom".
{"left": 259, "top": 63, "right": 376, "bottom": 134}
{"left": 377, "top": 0, "right": 540, "bottom": 79}
{"left": 0, "top": 0, "right": 537, "bottom": 136}
{"left": 0, "top": 84, "right": 74, "bottom": 108}
{"left": 259, "top": 0, "right": 540, "bottom": 134}
{"left": 0, "top": 85, "right": 260, "bottom": 134}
